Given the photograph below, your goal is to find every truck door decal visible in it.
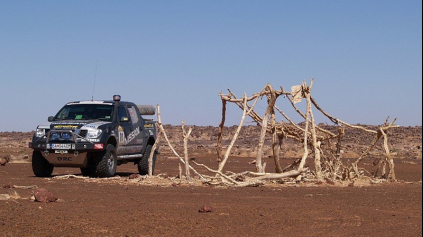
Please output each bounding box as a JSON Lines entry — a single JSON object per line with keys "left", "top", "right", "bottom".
{"left": 126, "top": 127, "right": 140, "bottom": 144}
{"left": 118, "top": 126, "right": 125, "bottom": 145}
{"left": 118, "top": 126, "right": 140, "bottom": 145}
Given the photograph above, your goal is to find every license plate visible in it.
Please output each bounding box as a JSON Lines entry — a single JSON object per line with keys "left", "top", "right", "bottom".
{"left": 50, "top": 144, "right": 72, "bottom": 150}
{"left": 55, "top": 150, "right": 69, "bottom": 154}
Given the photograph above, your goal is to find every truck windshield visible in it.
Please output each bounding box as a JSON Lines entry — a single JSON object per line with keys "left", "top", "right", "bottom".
{"left": 54, "top": 104, "right": 114, "bottom": 121}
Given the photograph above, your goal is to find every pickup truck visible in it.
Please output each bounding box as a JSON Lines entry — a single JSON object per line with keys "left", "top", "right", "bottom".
{"left": 29, "top": 95, "right": 158, "bottom": 177}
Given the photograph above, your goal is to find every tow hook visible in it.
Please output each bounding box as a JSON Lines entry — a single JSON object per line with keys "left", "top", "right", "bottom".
{"left": 74, "top": 151, "right": 79, "bottom": 157}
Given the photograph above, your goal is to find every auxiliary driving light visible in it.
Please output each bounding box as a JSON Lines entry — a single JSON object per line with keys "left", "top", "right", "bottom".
{"left": 113, "top": 95, "right": 121, "bottom": 101}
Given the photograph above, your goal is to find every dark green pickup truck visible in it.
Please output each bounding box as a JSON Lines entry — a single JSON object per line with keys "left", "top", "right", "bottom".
{"left": 29, "top": 95, "right": 158, "bottom": 177}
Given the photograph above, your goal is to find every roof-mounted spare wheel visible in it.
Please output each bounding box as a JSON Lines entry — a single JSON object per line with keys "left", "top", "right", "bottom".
{"left": 137, "top": 105, "right": 156, "bottom": 116}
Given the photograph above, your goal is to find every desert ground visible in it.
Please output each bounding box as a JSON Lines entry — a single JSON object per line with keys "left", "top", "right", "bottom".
{"left": 0, "top": 126, "right": 422, "bottom": 237}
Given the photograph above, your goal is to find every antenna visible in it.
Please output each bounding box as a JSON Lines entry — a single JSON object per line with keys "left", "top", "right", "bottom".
{"left": 91, "top": 60, "right": 99, "bottom": 101}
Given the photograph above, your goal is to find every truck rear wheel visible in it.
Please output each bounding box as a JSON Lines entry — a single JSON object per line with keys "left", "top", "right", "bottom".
{"left": 95, "top": 144, "right": 117, "bottom": 178}
{"left": 32, "top": 151, "right": 54, "bottom": 177}
{"left": 138, "top": 144, "right": 156, "bottom": 175}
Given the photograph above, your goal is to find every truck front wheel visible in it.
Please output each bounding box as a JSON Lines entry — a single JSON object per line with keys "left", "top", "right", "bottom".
{"left": 80, "top": 153, "right": 98, "bottom": 177}
{"left": 95, "top": 144, "right": 117, "bottom": 177}
{"left": 138, "top": 144, "right": 156, "bottom": 175}
{"left": 32, "top": 151, "right": 54, "bottom": 177}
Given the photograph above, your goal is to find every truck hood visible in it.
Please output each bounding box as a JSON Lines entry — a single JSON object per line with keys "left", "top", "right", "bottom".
{"left": 50, "top": 121, "right": 111, "bottom": 130}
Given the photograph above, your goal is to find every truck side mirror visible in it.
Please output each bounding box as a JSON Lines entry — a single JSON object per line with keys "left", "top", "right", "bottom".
{"left": 48, "top": 116, "right": 54, "bottom": 122}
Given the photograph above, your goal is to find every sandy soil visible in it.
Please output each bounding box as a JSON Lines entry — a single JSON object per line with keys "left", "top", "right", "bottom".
{"left": 0, "top": 156, "right": 421, "bottom": 237}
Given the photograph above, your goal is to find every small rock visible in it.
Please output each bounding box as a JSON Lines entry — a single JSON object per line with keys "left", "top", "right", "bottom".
{"left": 0, "top": 158, "right": 7, "bottom": 166}
{"left": 129, "top": 174, "right": 139, "bottom": 180}
{"left": 199, "top": 205, "right": 213, "bottom": 213}
{"left": 34, "top": 188, "right": 57, "bottom": 203}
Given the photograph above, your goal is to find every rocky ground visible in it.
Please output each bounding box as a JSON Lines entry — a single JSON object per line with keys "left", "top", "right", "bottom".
{"left": 0, "top": 126, "right": 422, "bottom": 236}
{"left": 0, "top": 157, "right": 422, "bottom": 237}
{"left": 0, "top": 125, "right": 421, "bottom": 161}
{"left": 154, "top": 125, "right": 422, "bottom": 164}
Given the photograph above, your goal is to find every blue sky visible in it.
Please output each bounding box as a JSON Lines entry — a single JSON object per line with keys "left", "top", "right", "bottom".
{"left": 0, "top": 0, "right": 421, "bottom": 132}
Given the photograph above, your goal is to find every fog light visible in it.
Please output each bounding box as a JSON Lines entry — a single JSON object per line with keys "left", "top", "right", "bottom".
{"left": 94, "top": 144, "right": 104, "bottom": 150}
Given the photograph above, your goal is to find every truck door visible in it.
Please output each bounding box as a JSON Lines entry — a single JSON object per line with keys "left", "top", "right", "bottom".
{"left": 126, "top": 105, "right": 144, "bottom": 153}
{"left": 117, "top": 105, "right": 133, "bottom": 155}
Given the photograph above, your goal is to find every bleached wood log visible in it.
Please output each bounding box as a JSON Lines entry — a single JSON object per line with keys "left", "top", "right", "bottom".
{"left": 248, "top": 168, "right": 308, "bottom": 180}
{"left": 216, "top": 99, "right": 227, "bottom": 163}
{"left": 298, "top": 82, "right": 311, "bottom": 172}
{"left": 182, "top": 120, "right": 193, "bottom": 180}
{"left": 380, "top": 127, "right": 396, "bottom": 180}
{"left": 256, "top": 84, "right": 279, "bottom": 173}
{"left": 272, "top": 131, "right": 283, "bottom": 173}
{"left": 193, "top": 161, "right": 240, "bottom": 185}
{"left": 305, "top": 81, "right": 323, "bottom": 181}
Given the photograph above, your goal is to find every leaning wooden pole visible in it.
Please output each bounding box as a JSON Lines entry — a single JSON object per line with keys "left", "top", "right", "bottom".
{"left": 182, "top": 121, "right": 193, "bottom": 180}
{"left": 148, "top": 119, "right": 161, "bottom": 176}
{"left": 298, "top": 82, "right": 310, "bottom": 172}
{"left": 305, "top": 80, "right": 323, "bottom": 181}
{"left": 272, "top": 130, "right": 283, "bottom": 173}
{"left": 352, "top": 131, "right": 382, "bottom": 178}
{"left": 148, "top": 104, "right": 162, "bottom": 176}
{"left": 217, "top": 94, "right": 248, "bottom": 174}
{"left": 216, "top": 98, "right": 227, "bottom": 164}
{"left": 380, "top": 127, "right": 396, "bottom": 180}
{"left": 256, "top": 84, "right": 279, "bottom": 173}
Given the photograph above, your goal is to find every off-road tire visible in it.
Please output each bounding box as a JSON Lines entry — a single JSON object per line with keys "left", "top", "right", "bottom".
{"left": 32, "top": 151, "right": 54, "bottom": 177}
{"left": 138, "top": 144, "right": 156, "bottom": 175}
{"left": 80, "top": 153, "right": 98, "bottom": 177}
{"left": 80, "top": 167, "right": 96, "bottom": 177}
{"left": 95, "top": 144, "right": 117, "bottom": 178}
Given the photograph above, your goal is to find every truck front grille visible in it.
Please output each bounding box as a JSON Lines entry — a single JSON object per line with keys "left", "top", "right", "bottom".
{"left": 79, "top": 130, "right": 88, "bottom": 138}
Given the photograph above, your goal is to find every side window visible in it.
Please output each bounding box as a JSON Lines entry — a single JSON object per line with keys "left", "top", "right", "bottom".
{"left": 118, "top": 106, "right": 129, "bottom": 123}
{"left": 127, "top": 106, "right": 139, "bottom": 126}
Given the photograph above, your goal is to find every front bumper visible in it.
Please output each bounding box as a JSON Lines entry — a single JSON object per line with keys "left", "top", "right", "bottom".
{"left": 29, "top": 142, "right": 106, "bottom": 168}
{"left": 29, "top": 142, "right": 103, "bottom": 152}
{"left": 29, "top": 129, "right": 105, "bottom": 167}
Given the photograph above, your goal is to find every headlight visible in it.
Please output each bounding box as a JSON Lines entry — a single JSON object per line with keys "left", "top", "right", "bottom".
{"left": 35, "top": 128, "right": 45, "bottom": 138}
{"left": 87, "top": 128, "right": 103, "bottom": 139}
